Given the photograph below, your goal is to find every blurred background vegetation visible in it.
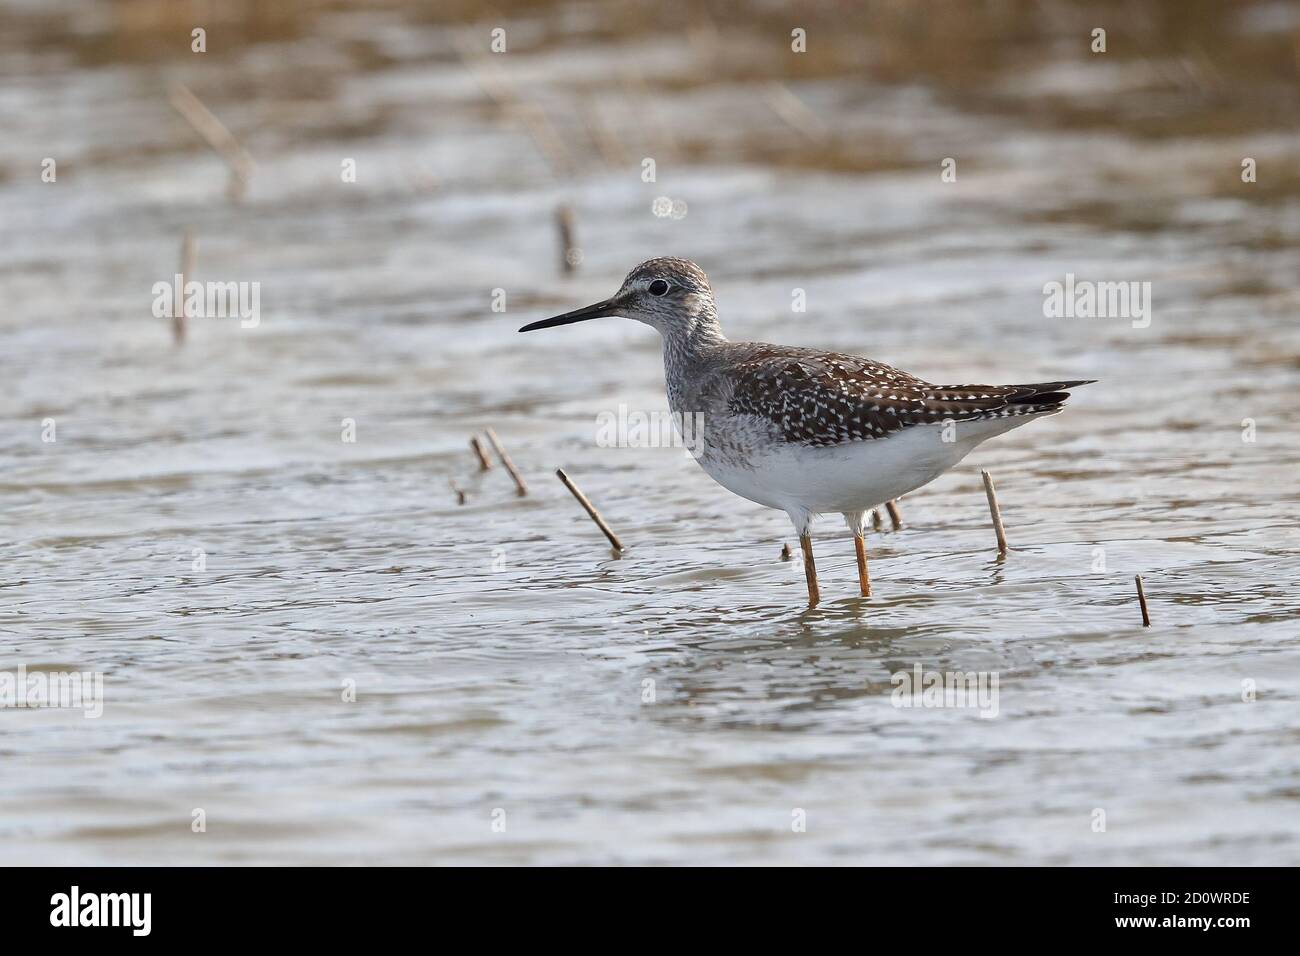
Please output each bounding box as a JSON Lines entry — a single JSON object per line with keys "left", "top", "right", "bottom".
{"left": 3, "top": 0, "right": 1297, "bottom": 177}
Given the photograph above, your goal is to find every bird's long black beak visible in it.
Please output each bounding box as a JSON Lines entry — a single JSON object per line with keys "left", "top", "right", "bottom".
{"left": 518, "top": 298, "right": 621, "bottom": 333}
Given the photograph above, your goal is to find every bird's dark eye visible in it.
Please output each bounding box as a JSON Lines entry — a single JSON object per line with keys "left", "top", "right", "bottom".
{"left": 648, "top": 279, "right": 670, "bottom": 296}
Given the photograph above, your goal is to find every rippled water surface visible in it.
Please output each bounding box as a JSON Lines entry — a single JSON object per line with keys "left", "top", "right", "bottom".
{"left": 2, "top": 0, "right": 1299, "bottom": 864}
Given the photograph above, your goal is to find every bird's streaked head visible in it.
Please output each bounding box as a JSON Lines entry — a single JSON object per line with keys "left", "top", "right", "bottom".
{"left": 518, "top": 258, "right": 719, "bottom": 339}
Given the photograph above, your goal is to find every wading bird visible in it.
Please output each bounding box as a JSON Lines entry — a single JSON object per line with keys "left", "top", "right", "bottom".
{"left": 520, "top": 258, "right": 1091, "bottom": 607}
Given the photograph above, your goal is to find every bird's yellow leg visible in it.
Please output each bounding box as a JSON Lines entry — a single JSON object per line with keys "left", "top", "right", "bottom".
{"left": 799, "top": 534, "right": 820, "bottom": 608}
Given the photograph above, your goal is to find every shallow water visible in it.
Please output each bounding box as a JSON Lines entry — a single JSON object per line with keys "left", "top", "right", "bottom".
{"left": 2, "top": 1, "right": 1299, "bottom": 864}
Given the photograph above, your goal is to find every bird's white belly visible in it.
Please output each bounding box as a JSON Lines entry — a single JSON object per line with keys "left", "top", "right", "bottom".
{"left": 699, "top": 423, "right": 987, "bottom": 516}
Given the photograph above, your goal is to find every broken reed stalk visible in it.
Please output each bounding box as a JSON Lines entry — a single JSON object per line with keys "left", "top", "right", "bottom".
{"left": 512, "top": 100, "right": 573, "bottom": 177}
{"left": 448, "top": 478, "right": 467, "bottom": 506}
{"left": 618, "top": 62, "right": 679, "bottom": 160}
{"left": 765, "top": 82, "right": 828, "bottom": 142}
{"left": 484, "top": 428, "right": 528, "bottom": 496}
{"left": 1135, "top": 575, "right": 1151, "bottom": 627}
{"left": 581, "top": 97, "right": 628, "bottom": 167}
{"left": 885, "top": 499, "right": 903, "bottom": 531}
{"left": 980, "top": 470, "right": 1008, "bottom": 555}
{"left": 173, "top": 229, "right": 195, "bottom": 345}
{"left": 555, "top": 203, "right": 578, "bottom": 274}
{"left": 168, "top": 84, "right": 254, "bottom": 201}
{"left": 469, "top": 436, "right": 492, "bottom": 471}
{"left": 686, "top": 8, "right": 723, "bottom": 63}
{"left": 556, "top": 469, "right": 624, "bottom": 552}
{"left": 452, "top": 29, "right": 572, "bottom": 176}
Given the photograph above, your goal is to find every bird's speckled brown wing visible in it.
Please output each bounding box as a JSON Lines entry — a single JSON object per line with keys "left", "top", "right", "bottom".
{"left": 725, "top": 346, "right": 1092, "bottom": 448}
